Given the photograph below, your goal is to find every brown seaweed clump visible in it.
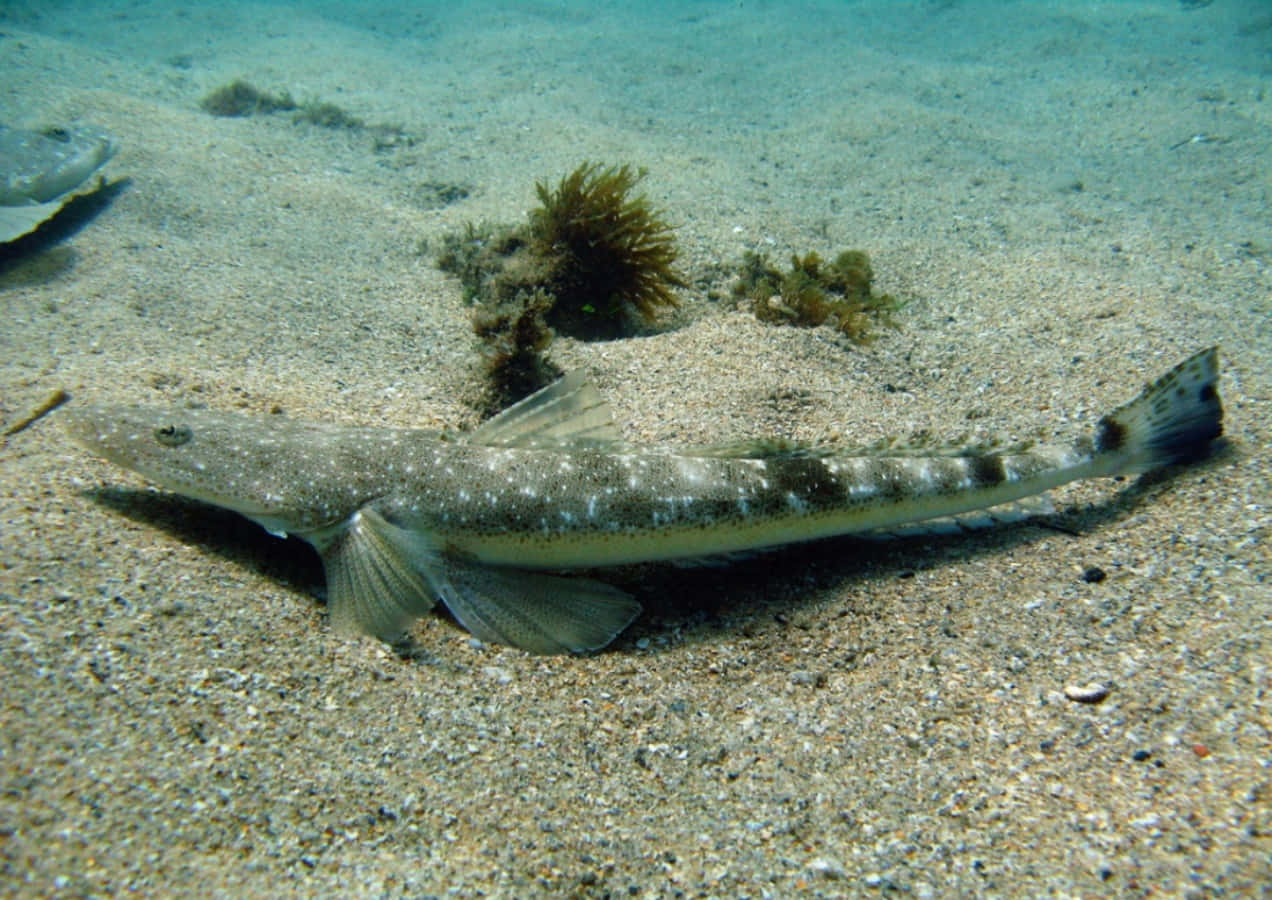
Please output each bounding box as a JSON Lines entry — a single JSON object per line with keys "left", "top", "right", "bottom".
{"left": 734, "top": 249, "right": 899, "bottom": 342}
{"left": 527, "top": 162, "right": 684, "bottom": 339}
{"left": 199, "top": 80, "right": 296, "bottom": 117}
{"left": 292, "top": 99, "right": 364, "bottom": 130}
{"left": 199, "top": 80, "right": 382, "bottom": 135}
{"left": 436, "top": 162, "right": 685, "bottom": 407}
{"left": 469, "top": 288, "right": 561, "bottom": 414}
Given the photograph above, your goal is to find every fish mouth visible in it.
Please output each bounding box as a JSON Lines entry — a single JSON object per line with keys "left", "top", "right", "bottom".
{"left": 60, "top": 403, "right": 114, "bottom": 452}
{"left": 60, "top": 403, "right": 141, "bottom": 465}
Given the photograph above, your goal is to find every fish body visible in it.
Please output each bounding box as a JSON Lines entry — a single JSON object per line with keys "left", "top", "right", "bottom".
{"left": 65, "top": 348, "right": 1223, "bottom": 654}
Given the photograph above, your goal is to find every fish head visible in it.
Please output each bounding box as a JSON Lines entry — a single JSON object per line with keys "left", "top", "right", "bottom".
{"left": 63, "top": 402, "right": 309, "bottom": 535}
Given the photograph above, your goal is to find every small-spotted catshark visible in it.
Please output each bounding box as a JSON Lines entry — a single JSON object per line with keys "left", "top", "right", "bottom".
{"left": 66, "top": 348, "right": 1222, "bottom": 654}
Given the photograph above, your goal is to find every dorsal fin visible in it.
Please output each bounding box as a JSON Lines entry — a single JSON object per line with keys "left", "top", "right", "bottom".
{"left": 469, "top": 372, "right": 623, "bottom": 449}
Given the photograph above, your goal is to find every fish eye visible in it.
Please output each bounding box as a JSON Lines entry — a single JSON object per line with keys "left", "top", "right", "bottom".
{"left": 154, "top": 423, "right": 193, "bottom": 447}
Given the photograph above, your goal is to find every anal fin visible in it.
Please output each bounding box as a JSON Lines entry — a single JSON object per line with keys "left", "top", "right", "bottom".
{"left": 430, "top": 561, "right": 641, "bottom": 655}
{"left": 858, "top": 496, "right": 1055, "bottom": 540}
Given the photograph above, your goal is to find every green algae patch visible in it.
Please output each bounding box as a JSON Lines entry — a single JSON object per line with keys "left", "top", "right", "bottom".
{"left": 199, "top": 80, "right": 407, "bottom": 144}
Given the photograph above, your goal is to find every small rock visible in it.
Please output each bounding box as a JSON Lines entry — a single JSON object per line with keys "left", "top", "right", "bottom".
{"left": 790, "top": 670, "right": 827, "bottom": 687}
{"left": 808, "top": 856, "right": 845, "bottom": 879}
{"left": 481, "top": 666, "right": 513, "bottom": 684}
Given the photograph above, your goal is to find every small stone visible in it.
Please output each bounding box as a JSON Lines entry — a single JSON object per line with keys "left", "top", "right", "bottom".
{"left": 808, "top": 856, "right": 845, "bottom": 879}
{"left": 481, "top": 666, "right": 513, "bottom": 684}
{"left": 1064, "top": 682, "right": 1110, "bottom": 704}
{"left": 790, "top": 670, "right": 827, "bottom": 687}
{"left": 1081, "top": 566, "right": 1107, "bottom": 583}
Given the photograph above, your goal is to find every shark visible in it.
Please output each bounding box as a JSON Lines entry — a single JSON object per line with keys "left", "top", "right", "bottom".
{"left": 64, "top": 347, "right": 1223, "bottom": 654}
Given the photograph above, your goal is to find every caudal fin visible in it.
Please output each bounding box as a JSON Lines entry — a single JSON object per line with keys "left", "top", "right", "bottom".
{"left": 1095, "top": 347, "right": 1223, "bottom": 474}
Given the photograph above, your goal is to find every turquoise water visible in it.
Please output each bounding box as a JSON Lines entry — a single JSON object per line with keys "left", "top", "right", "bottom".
{"left": 5, "top": 0, "right": 1268, "bottom": 254}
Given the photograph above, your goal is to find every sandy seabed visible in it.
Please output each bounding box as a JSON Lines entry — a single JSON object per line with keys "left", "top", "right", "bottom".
{"left": 1, "top": 1, "right": 1268, "bottom": 896}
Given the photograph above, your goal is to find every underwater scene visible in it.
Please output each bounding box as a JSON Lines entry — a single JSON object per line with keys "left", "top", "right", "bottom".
{"left": 1, "top": 0, "right": 1268, "bottom": 894}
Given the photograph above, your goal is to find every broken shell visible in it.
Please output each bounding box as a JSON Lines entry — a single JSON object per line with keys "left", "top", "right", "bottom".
{"left": 1064, "top": 682, "right": 1110, "bottom": 704}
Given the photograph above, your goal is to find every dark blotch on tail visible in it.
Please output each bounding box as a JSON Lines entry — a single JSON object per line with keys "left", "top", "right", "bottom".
{"left": 967, "top": 454, "right": 1008, "bottom": 488}
{"left": 1098, "top": 347, "right": 1223, "bottom": 472}
{"left": 1095, "top": 417, "right": 1128, "bottom": 454}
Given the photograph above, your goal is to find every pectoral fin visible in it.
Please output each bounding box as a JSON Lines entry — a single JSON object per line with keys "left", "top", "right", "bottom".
{"left": 321, "top": 507, "right": 438, "bottom": 641}
{"left": 321, "top": 505, "right": 640, "bottom": 653}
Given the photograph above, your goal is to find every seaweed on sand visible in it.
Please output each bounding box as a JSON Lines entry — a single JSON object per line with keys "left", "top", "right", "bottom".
{"left": 734, "top": 249, "right": 900, "bottom": 342}
{"left": 199, "top": 80, "right": 296, "bottom": 117}
{"left": 436, "top": 162, "right": 685, "bottom": 404}
{"left": 527, "top": 162, "right": 684, "bottom": 340}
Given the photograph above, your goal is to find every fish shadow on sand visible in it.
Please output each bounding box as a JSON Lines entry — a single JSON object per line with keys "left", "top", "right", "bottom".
{"left": 80, "top": 445, "right": 1230, "bottom": 656}
{"left": 85, "top": 484, "right": 325, "bottom": 608}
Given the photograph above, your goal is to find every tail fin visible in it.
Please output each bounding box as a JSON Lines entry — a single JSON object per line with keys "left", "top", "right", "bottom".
{"left": 1095, "top": 347, "right": 1223, "bottom": 474}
